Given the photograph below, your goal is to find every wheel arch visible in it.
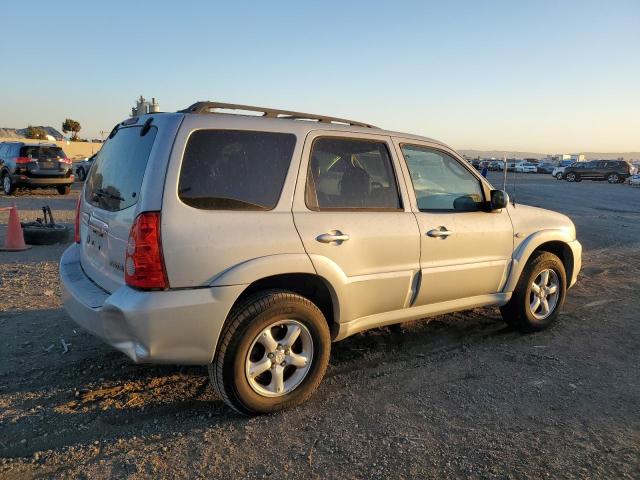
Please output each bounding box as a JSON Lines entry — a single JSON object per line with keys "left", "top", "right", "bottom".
{"left": 532, "top": 240, "right": 574, "bottom": 284}
{"left": 504, "top": 230, "right": 576, "bottom": 293}
{"left": 228, "top": 272, "right": 339, "bottom": 339}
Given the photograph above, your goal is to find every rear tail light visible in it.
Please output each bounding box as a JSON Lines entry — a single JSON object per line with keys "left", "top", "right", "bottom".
{"left": 74, "top": 196, "right": 82, "bottom": 243}
{"left": 125, "top": 212, "right": 168, "bottom": 290}
{"left": 15, "top": 157, "right": 32, "bottom": 164}
{"left": 59, "top": 157, "right": 72, "bottom": 165}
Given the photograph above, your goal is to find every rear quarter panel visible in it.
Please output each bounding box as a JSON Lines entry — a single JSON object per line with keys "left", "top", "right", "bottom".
{"left": 160, "top": 115, "right": 309, "bottom": 288}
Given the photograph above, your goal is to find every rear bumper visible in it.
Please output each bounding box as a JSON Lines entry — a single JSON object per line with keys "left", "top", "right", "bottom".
{"left": 59, "top": 244, "right": 246, "bottom": 364}
{"left": 12, "top": 174, "right": 74, "bottom": 187}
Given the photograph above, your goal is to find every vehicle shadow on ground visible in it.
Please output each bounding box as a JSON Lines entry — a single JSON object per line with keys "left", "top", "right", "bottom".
{"left": 0, "top": 306, "right": 518, "bottom": 459}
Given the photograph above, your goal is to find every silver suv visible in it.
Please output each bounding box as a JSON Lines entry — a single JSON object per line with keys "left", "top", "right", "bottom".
{"left": 60, "top": 102, "right": 582, "bottom": 415}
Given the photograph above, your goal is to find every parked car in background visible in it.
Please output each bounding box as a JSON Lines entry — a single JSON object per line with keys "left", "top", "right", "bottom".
{"left": 75, "top": 154, "right": 96, "bottom": 181}
{"left": 564, "top": 160, "right": 637, "bottom": 183}
{"left": 59, "top": 101, "right": 582, "bottom": 415}
{"left": 515, "top": 162, "right": 538, "bottom": 173}
{"left": 536, "top": 162, "right": 556, "bottom": 174}
{"left": 0, "top": 141, "right": 74, "bottom": 195}
{"left": 552, "top": 160, "right": 576, "bottom": 180}
{"left": 488, "top": 161, "right": 502, "bottom": 171}
{"left": 629, "top": 174, "right": 640, "bottom": 186}
{"left": 498, "top": 160, "right": 517, "bottom": 171}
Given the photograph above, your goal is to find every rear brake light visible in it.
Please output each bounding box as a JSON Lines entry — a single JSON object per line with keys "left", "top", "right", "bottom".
{"left": 74, "top": 196, "right": 82, "bottom": 243}
{"left": 60, "top": 158, "right": 72, "bottom": 164}
{"left": 16, "top": 157, "right": 32, "bottom": 164}
{"left": 125, "top": 212, "right": 168, "bottom": 290}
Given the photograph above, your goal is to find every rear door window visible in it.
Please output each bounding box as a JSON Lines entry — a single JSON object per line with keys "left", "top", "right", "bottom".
{"left": 85, "top": 125, "right": 157, "bottom": 212}
{"left": 178, "top": 130, "right": 296, "bottom": 210}
{"left": 305, "top": 137, "right": 401, "bottom": 210}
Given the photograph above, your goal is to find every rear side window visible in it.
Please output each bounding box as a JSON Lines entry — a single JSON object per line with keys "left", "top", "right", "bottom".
{"left": 305, "top": 137, "right": 401, "bottom": 210}
{"left": 178, "top": 130, "right": 296, "bottom": 210}
{"left": 85, "top": 126, "right": 157, "bottom": 212}
{"left": 19, "top": 146, "right": 66, "bottom": 158}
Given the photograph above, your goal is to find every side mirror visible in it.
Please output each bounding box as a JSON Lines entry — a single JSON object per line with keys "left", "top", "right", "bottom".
{"left": 453, "top": 195, "right": 479, "bottom": 212}
{"left": 490, "top": 190, "right": 509, "bottom": 210}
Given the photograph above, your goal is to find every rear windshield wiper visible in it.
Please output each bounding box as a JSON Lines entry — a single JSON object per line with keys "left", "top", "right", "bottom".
{"left": 179, "top": 194, "right": 268, "bottom": 211}
{"left": 92, "top": 188, "right": 125, "bottom": 202}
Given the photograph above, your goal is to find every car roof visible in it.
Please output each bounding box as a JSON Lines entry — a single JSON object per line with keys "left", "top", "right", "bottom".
{"left": 135, "top": 102, "right": 452, "bottom": 150}
{"left": 188, "top": 112, "right": 448, "bottom": 147}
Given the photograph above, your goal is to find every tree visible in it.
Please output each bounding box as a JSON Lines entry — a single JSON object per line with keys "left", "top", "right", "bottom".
{"left": 62, "top": 118, "right": 81, "bottom": 141}
{"left": 24, "top": 126, "right": 47, "bottom": 140}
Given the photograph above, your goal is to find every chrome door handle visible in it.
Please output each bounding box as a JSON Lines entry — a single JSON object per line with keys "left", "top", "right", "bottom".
{"left": 88, "top": 216, "right": 109, "bottom": 236}
{"left": 427, "top": 227, "right": 453, "bottom": 238}
{"left": 316, "top": 230, "right": 350, "bottom": 245}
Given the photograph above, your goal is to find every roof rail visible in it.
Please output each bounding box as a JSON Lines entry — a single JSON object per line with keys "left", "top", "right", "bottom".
{"left": 178, "top": 101, "right": 377, "bottom": 128}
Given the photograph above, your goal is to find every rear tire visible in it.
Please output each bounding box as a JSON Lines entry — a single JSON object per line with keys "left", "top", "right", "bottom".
{"left": 500, "top": 251, "right": 567, "bottom": 332}
{"left": 57, "top": 185, "right": 71, "bottom": 195}
{"left": 76, "top": 167, "right": 86, "bottom": 181}
{"left": 209, "top": 290, "right": 331, "bottom": 415}
{"left": 2, "top": 173, "right": 14, "bottom": 195}
{"left": 555, "top": 172, "right": 563, "bottom": 180}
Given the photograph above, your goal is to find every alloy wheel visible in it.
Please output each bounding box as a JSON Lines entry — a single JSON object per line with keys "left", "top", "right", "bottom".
{"left": 245, "top": 320, "right": 314, "bottom": 397}
{"left": 529, "top": 269, "right": 560, "bottom": 320}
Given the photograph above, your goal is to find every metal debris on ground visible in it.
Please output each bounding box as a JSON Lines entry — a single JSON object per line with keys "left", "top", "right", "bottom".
{"left": 60, "top": 337, "right": 71, "bottom": 354}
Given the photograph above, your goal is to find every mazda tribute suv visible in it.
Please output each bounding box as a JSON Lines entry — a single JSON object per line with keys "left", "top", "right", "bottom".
{"left": 60, "top": 102, "right": 582, "bottom": 415}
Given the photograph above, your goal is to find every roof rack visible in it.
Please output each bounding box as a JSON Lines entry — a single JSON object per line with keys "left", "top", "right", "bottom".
{"left": 178, "top": 101, "right": 377, "bottom": 128}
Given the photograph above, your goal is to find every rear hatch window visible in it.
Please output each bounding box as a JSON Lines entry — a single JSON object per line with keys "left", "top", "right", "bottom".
{"left": 19, "top": 146, "right": 66, "bottom": 159}
{"left": 178, "top": 130, "right": 296, "bottom": 210}
{"left": 85, "top": 126, "right": 157, "bottom": 211}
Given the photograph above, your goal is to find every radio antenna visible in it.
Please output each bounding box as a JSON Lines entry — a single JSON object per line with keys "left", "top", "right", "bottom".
{"left": 511, "top": 154, "right": 517, "bottom": 207}
{"left": 502, "top": 153, "right": 508, "bottom": 191}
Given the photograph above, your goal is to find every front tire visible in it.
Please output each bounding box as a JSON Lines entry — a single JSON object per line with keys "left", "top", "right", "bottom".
{"left": 555, "top": 172, "right": 563, "bottom": 180}
{"left": 2, "top": 173, "right": 14, "bottom": 195}
{"left": 500, "top": 251, "right": 567, "bottom": 332}
{"left": 565, "top": 172, "right": 577, "bottom": 182}
{"left": 209, "top": 290, "right": 331, "bottom": 415}
{"left": 607, "top": 173, "right": 620, "bottom": 184}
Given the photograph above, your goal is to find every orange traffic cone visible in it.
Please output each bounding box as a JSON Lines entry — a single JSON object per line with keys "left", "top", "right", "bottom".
{"left": 0, "top": 205, "right": 31, "bottom": 251}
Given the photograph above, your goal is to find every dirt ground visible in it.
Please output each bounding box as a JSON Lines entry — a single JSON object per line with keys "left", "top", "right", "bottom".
{"left": 1, "top": 175, "right": 639, "bottom": 479}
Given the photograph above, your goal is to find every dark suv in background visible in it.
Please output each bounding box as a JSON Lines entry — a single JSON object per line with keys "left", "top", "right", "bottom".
{"left": 0, "top": 142, "right": 74, "bottom": 195}
{"left": 563, "top": 160, "right": 637, "bottom": 184}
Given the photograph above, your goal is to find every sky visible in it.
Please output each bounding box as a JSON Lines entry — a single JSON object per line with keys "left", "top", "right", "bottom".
{"left": 0, "top": 0, "right": 638, "bottom": 153}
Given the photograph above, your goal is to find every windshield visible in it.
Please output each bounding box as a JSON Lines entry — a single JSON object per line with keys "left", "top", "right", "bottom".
{"left": 85, "top": 126, "right": 157, "bottom": 212}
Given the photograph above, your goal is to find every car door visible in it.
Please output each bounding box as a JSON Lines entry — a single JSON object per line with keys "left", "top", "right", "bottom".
{"left": 393, "top": 139, "right": 514, "bottom": 305}
{"left": 580, "top": 161, "right": 597, "bottom": 178}
{"left": 292, "top": 131, "right": 421, "bottom": 323}
{"left": 591, "top": 161, "right": 606, "bottom": 179}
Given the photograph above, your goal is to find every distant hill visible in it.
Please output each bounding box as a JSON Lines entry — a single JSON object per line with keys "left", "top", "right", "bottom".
{"left": 458, "top": 149, "right": 640, "bottom": 161}
{"left": 0, "top": 126, "right": 65, "bottom": 141}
